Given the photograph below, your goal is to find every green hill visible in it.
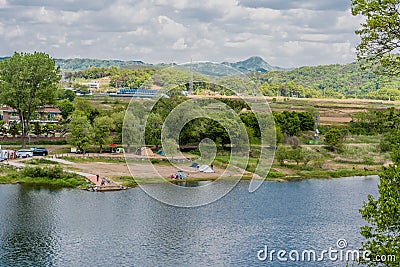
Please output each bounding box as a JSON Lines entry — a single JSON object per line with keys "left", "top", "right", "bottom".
{"left": 257, "top": 62, "right": 400, "bottom": 99}
{"left": 55, "top": 56, "right": 284, "bottom": 73}
{"left": 222, "top": 56, "right": 286, "bottom": 73}
{"left": 55, "top": 58, "right": 153, "bottom": 70}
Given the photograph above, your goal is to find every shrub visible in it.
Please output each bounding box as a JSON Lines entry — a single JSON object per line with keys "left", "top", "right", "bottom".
{"left": 289, "top": 148, "right": 304, "bottom": 165}
{"left": 275, "top": 146, "right": 290, "bottom": 166}
{"left": 362, "top": 156, "right": 375, "bottom": 165}
{"left": 21, "top": 165, "right": 78, "bottom": 180}
{"left": 27, "top": 158, "right": 59, "bottom": 165}
{"left": 324, "top": 128, "right": 345, "bottom": 152}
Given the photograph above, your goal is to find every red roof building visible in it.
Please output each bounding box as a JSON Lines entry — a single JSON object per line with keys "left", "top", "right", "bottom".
{"left": 0, "top": 106, "right": 62, "bottom": 124}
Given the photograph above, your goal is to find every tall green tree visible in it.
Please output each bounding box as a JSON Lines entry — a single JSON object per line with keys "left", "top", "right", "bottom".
{"left": 352, "top": 0, "right": 400, "bottom": 75}
{"left": 298, "top": 112, "right": 315, "bottom": 131}
{"left": 111, "top": 110, "right": 125, "bottom": 143}
{"left": 60, "top": 89, "right": 76, "bottom": 102}
{"left": 0, "top": 52, "right": 60, "bottom": 147}
{"left": 122, "top": 111, "right": 142, "bottom": 153}
{"left": 93, "top": 116, "right": 114, "bottom": 153}
{"left": 324, "top": 128, "right": 344, "bottom": 152}
{"left": 67, "top": 114, "right": 92, "bottom": 152}
{"left": 57, "top": 99, "right": 75, "bottom": 120}
{"left": 274, "top": 111, "right": 301, "bottom": 136}
{"left": 73, "top": 98, "right": 99, "bottom": 124}
{"left": 145, "top": 113, "right": 163, "bottom": 149}
{"left": 352, "top": 3, "right": 400, "bottom": 263}
{"left": 359, "top": 151, "right": 400, "bottom": 266}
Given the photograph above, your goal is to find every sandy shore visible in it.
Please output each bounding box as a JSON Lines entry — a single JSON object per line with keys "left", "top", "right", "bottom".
{"left": 67, "top": 161, "right": 242, "bottom": 180}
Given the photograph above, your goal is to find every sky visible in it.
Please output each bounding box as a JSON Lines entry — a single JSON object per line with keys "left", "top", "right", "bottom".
{"left": 0, "top": 0, "right": 364, "bottom": 68}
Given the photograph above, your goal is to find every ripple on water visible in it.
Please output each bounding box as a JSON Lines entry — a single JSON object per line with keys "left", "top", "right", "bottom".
{"left": 0, "top": 176, "right": 379, "bottom": 266}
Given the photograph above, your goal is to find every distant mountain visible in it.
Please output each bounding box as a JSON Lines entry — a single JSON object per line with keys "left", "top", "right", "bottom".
{"left": 222, "top": 56, "right": 286, "bottom": 73}
{"left": 55, "top": 58, "right": 152, "bottom": 70}
{"left": 175, "top": 56, "right": 288, "bottom": 77}
{"left": 54, "top": 56, "right": 286, "bottom": 74}
{"left": 186, "top": 62, "right": 247, "bottom": 77}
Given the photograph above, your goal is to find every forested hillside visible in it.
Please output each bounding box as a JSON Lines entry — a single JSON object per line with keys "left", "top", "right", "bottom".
{"left": 257, "top": 63, "right": 400, "bottom": 99}
{"left": 55, "top": 58, "right": 153, "bottom": 70}
{"left": 56, "top": 57, "right": 400, "bottom": 100}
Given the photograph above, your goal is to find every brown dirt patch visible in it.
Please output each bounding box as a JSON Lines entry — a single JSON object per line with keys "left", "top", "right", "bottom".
{"left": 319, "top": 116, "right": 352, "bottom": 123}
{"left": 63, "top": 161, "right": 238, "bottom": 180}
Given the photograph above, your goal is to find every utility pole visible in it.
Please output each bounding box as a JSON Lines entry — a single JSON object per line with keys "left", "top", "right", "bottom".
{"left": 189, "top": 58, "right": 193, "bottom": 93}
{"left": 314, "top": 114, "right": 320, "bottom": 144}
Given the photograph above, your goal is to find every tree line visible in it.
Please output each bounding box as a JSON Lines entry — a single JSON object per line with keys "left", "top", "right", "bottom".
{"left": 256, "top": 62, "right": 400, "bottom": 99}
{"left": 63, "top": 61, "right": 400, "bottom": 100}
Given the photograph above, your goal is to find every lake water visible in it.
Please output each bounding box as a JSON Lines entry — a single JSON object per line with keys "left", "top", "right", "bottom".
{"left": 0, "top": 176, "right": 379, "bottom": 266}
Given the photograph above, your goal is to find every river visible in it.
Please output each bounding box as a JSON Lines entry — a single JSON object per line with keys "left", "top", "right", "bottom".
{"left": 0, "top": 176, "right": 379, "bottom": 266}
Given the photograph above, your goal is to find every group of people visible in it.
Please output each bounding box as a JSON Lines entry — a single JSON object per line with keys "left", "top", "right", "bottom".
{"left": 96, "top": 174, "right": 106, "bottom": 186}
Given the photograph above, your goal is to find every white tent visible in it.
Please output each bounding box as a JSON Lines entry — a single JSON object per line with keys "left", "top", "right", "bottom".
{"left": 174, "top": 170, "right": 187, "bottom": 179}
{"left": 135, "top": 147, "right": 155, "bottom": 157}
{"left": 199, "top": 165, "right": 214, "bottom": 173}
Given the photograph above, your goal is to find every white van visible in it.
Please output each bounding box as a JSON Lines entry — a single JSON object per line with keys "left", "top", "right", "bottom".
{"left": 16, "top": 149, "right": 33, "bottom": 158}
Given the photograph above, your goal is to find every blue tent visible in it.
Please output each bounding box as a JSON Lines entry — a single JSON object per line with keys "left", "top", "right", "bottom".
{"left": 190, "top": 162, "right": 199, "bottom": 168}
{"left": 156, "top": 150, "right": 166, "bottom": 156}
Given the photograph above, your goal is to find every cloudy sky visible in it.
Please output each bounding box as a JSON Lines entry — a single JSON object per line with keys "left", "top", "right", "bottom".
{"left": 0, "top": 0, "right": 363, "bottom": 68}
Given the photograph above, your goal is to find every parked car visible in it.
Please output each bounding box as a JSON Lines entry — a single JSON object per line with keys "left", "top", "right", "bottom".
{"left": 116, "top": 147, "right": 125, "bottom": 153}
{"left": 16, "top": 149, "right": 34, "bottom": 158}
{"left": 71, "top": 147, "right": 86, "bottom": 154}
{"left": 32, "top": 147, "right": 48, "bottom": 156}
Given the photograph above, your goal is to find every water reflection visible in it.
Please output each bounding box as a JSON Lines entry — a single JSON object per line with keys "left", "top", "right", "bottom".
{"left": 0, "top": 176, "right": 379, "bottom": 266}
{"left": 172, "top": 180, "right": 212, "bottom": 187}
{"left": 0, "top": 185, "right": 61, "bottom": 266}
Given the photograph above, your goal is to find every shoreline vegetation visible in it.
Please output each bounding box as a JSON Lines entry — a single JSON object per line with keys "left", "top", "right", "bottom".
{"left": 0, "top": 160, "right": 380, "bottom": 190}
{"left": 128, "top": 169, "right": 380, "bottom": 186}
{"left": 0, "top": 169, "right": 380, "bottom": 189}
{"left": 0, "top": 165, "right": 88, "bottom": 188}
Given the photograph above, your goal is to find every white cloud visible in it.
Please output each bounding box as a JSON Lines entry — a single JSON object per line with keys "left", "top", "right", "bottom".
{"left": 238, "top": 0, "right": 349, "bottom": 11}
{"left": 0, "top": 0, "right": 362, "bottom": 67}
{"left": 36, "top": 32, "right": 47, "bottom": 41}
{"left": 172, "top": 37, "right": 187, "bottom": 50}
{"left": 81, "top": 39, "right": 95, "bottom": 46}
{"left": 0, "top": 0, "right": 7, "bottom": 7}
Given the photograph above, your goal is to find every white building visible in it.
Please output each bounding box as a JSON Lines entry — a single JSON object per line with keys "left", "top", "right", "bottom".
{"left": 81, "top": 81, "right": 100, "bottom": 90}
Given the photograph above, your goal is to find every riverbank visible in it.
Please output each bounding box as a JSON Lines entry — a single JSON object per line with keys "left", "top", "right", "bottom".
{"left": 0, "top": 162, "right": 381, "bottom": 189}
{"left": 0, "top": 148, "right": 383, "bottom": 189}
{"left": 119, "top": 168, "right": 380, "bottom": 185}
{"left": 0, "top": 165, "right": 88, "bottom": 188}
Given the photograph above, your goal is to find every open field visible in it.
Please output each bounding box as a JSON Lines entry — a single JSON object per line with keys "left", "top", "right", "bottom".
{"left": 262, "top": 96, "right": 399, "bottom": 126}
